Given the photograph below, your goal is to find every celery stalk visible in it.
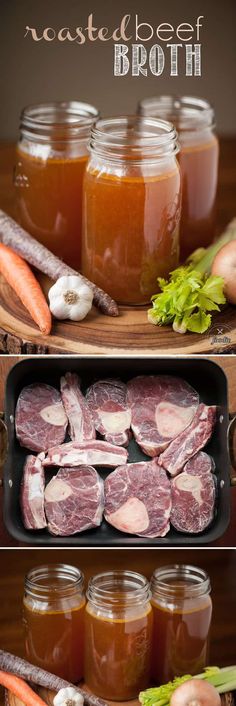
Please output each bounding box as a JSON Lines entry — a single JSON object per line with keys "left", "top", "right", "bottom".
{"left": 148, "top": 218, "right": 236, "bottom": 334}
{"left": 195, "top": 666, "right": 236, "bottom": 689}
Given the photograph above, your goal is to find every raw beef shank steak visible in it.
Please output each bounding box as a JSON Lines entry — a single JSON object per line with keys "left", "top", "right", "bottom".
{"left": 44, "top": 466, "right": 104, "bottom": 536}
{"left": 171, "top": 451, "right": 216, "bottom": 533}
{"left": 43, "top": 439, "right": 128, "bottom": 468}
{"left": 127, "top": 376, "right": 199, "bottom": 456}
{"left": 20, "top": 453, "right": 46, "bottom": 530}
{"left": 15, "top": 384, "right": 68, "bottom": 453}
{"left": 86, "top": 379, "right": 131, "bottom": 446}
{"left": 159, "top": 404, "right": 217, "bottom": 476}
{"left": 104, "top": 460, "right": 171, "bottom": 538}
{"left": 60, "top": 372, "right": 95, "bottom": 442}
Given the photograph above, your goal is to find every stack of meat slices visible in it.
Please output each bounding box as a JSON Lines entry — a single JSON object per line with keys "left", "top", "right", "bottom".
{"left": 15, "top": 373, "right": 217, "bottom": 538}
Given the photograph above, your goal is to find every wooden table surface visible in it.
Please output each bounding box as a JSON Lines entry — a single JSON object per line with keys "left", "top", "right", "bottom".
{"left": 0, "top": 547, "right": 235, "bottom": 706}
{"left": 0, "top": 355, "right": 235, "bottom": 547}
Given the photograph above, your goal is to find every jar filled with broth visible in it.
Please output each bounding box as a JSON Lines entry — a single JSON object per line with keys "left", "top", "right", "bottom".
{"left": 150, "top": 564, "right": 212, "bottom": 685}
{"left": 139, "top": 96, "right": 219, "bottom": 260}
{"left": 85, "top": 570, "right": 153, "bottom": 700}
{"left": 82, "top": 115, "right": 181, "bottom": 305}
{"left": 23, "top": 564, "right": 85, "bottom": 683}
{"left": 14, "top": 101, "right": 98, "bottom": 269}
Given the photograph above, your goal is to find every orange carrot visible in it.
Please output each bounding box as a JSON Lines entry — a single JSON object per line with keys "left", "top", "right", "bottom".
{"left": 0, "top": 243, "right": 51, "bottom": 335}
{"left": 0, "top": 671, "right": 48, "bottom": 706}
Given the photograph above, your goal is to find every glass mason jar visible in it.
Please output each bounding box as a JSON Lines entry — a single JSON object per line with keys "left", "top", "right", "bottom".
{"left": 81, "top": 115, "right": 181, "bottom": 305}
{"left": 138, "top": 96, "right": 219, "bottom": 261}
{"left": 23, "top": 564, "right": 85, "bottom": 683}
{"left": 84, "top": 570, "right": 153, "bottom": 700}
{"left": 14, "top": 101, "right": 99, "bottom": 269}
{"left": 150, "top": 564, "right": 212, "bottom": 685}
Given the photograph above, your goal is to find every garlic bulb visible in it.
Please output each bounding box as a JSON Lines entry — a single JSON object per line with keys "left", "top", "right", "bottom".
{"left": 54, "top": 687, "right": 84, "bottom": 706}
{"left": 48, "top": 275, "right": 93, "bottom": 321}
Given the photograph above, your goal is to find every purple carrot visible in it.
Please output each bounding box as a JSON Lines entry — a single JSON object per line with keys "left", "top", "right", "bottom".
{"left": 0, "top": 210, "right": 119, "bottom": 317}
{"left": 0, "top": 651, "right": 107, "bottom": 706}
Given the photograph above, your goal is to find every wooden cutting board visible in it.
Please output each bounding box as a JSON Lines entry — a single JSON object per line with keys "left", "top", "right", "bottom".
{"left": 6, "top": 687, "right": 139, "bottom": 706}
{"left": 1, "top": 272, "right": 236, "bottom": 355}
{"left": 5, "top": 685, "right": 236, "bottom": 706}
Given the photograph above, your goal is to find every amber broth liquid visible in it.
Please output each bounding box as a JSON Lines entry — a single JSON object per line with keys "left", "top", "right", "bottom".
{"left": 82, "top": 167, "right": 181, "bottom": 305}
{"left": 23, "top": 598, "right": 85, "bottom": 683}
{"left": 179, "top": 136, "right": 219, "bottom": 260}
{"left": 15, "top": 148, "right": 88, "bottom": 269}
{"left": 151, "top": 597, "right": 212, "bottom": 684}
{"left": 84, "top": 604, "right": 153, "bottom": 700}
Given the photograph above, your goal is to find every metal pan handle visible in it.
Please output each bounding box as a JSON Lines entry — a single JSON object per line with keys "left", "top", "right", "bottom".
{"left": 0, "top": 412, "right": 8, "bottom": 487}
{"left": 228, "top": 413, "right": 236, "bottom": 486}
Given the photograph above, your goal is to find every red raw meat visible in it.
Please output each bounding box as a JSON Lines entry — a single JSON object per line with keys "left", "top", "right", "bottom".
{"left": 171, "top": 451, "right": 216, "bottom": 533}
{"left": 60, "top": 372, "right": 95, "bottom": 441}
{"left": 184, "top": 451, "right": 215, "bottom": 475}
{"left": 127, "top": 376, "right": 199, "bottom": 456}
{"left": 20, "top": 453, "right": 46, "bottom": 529}
{"left": 43, "top": 439, "right": 128, "bottom": 468}
{"left": 44, "top": 466, "right": 104, "bottom": 536}
{"left": 104, "top": 460, "right": 171, "bottom": 537}
{"left": 159, "top": 404, "right": 217, "bottom": 476}
{"left": 86, "top": 379, "right": 131, "bottom": 446}
{"left": 15, "top": 384, "right": 68, "bottom": 453}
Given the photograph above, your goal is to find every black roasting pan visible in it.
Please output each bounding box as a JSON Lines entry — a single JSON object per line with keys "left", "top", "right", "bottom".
{"left": 1, "top": 356, "right": 235, "bottom": 546}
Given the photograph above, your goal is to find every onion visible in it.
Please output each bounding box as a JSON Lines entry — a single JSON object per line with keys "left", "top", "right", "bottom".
{"left": 211, "top": 240, "right": 236, "bottom": 304}
{"left": 170, "top": 678, "right": 221, "bottom": 706}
